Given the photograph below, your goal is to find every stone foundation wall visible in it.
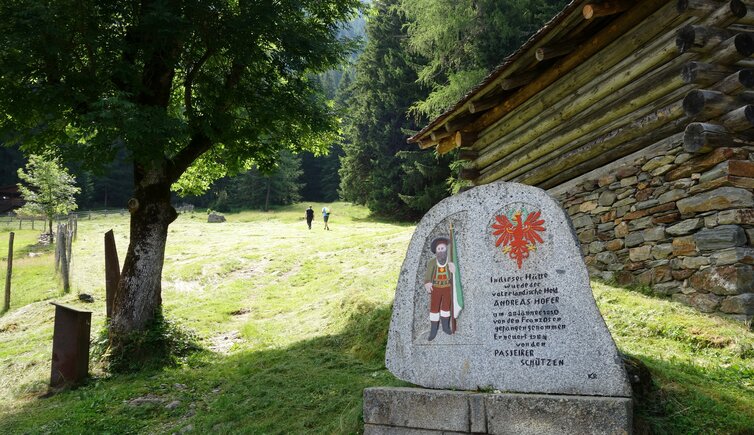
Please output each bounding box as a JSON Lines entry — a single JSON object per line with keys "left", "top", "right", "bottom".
{"left": 363, "top": 387, "right": 632, "bottom": 435}
{"left": 549, "top": 137, "right": 754, "bottom": 322}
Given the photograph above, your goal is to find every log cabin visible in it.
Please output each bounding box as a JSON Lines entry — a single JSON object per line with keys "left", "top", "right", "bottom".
{"left": 409, "top": 0, "right": 754, "bottom": 322}
{"left": 0, "top": 185, "right": 23, "bottom": 214}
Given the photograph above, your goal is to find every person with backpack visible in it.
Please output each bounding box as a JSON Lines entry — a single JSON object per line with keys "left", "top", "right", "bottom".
{"left": 305, "top": 206, "right": 314, "bottom": 230}
{"left": 322, "top": 206, "right": 331, "bottom": 230}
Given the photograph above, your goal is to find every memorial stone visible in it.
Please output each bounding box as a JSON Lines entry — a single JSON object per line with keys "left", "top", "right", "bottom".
{"left": 384, "top": 182, "right": 631, "bottom": 396}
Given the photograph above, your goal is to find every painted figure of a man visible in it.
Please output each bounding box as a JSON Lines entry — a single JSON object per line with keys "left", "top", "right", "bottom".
{"left": 423, "top": 237, "right": 456, "bottom": 340}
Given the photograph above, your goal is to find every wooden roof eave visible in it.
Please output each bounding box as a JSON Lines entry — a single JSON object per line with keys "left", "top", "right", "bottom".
{"left": 407, "top": 0, "right": 591, "bottom": 148}
{"left": 411, "top": 0, "right": 664, "bottom": 156}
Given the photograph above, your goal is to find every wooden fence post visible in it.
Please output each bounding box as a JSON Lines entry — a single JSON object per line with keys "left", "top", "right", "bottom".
{"left": 54, "top": 224, "right": 62, "bottom": 273}
{"left": 59, "top": 225, "right": 70, "bottom": 293}
{"left": 104, "top": 230, "right": 120, "bottom": 320}
{"left": 66, "top": 223, "right": 72, "bottom": 268}
{"left": 4, "top": 232, "right": 13, "bottom": 312}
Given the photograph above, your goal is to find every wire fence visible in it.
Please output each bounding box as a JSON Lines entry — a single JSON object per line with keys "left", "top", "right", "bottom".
{"left": 0, "top": 210, "right": 127, "bottom": 231}
{"left": 1, "top": 204, "right": 196, "bottom": 231}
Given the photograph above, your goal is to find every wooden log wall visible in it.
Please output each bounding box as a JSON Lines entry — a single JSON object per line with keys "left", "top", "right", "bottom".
{"left": 426, "top": 0, "right": 754, "bottom": 190}
{"left": 413, "top": 0, "right": 754, "bottom": 319}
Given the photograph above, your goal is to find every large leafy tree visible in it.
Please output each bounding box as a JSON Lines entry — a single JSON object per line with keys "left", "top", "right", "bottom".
{"left": 0, "top": 0, "right": 359, "bottom": 353}
{"left": 16, "top": 154, "right": 80, "bottom": 239}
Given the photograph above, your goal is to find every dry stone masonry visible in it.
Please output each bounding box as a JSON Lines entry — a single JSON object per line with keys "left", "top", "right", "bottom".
{"left": 550, "top": 136, "right": 754, "bottom": 322}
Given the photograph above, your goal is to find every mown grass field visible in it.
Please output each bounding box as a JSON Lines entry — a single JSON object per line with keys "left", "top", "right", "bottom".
{"left": 0, "top": 203, "right": 753, "bottom": 434}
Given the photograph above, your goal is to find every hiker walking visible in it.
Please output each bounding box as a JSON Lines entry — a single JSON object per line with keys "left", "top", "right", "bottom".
{"left": 305, "top": 206, "right": 314, "bottom": 230}
{"left": 322, "top": 206, "right": 331, "bottom": 230}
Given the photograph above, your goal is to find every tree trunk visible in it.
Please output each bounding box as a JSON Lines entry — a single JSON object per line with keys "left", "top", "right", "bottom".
{"left": 110, "top": 165, "right": 177, "bottom": 344}
{"left": 265, "top": 179, "right": 271, "bottom": 212}
{"left": 48, "top": 218, "right": 53, "bottom": 242}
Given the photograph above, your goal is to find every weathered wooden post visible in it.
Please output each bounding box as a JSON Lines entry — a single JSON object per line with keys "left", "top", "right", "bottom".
{"left": 54, "top": 224, "right": 62, "bottom": 273}
{"left": 104, "top": 230, "right": 120, "bottom": 320}
{"left": 3, "top": 232, "right": 13, "bottom": 312}
{"left": 59, "top": 225, "right": 70, "bottom": 293}
{"left": 66, "top": 224, "right": 73, "bottom": 270}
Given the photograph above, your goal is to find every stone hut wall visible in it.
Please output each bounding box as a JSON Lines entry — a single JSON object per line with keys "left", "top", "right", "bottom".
{"left": 549, "top": 134, "right": 754, "bottom": 323}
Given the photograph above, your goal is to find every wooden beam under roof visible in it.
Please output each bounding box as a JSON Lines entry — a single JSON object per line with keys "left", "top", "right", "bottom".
{"left": 407, "top": 0, "right": 589, "bottom": 144}
{"left": 465, "top": 0, "right": 669, "bottom": 135}
{"left": 582, "top": 0, "right": 634, "bottom": 20}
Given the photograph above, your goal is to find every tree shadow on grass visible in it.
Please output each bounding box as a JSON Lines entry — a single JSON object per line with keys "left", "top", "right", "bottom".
{"left": 5, "top": 287, "right": 753, "bottom": 434}
{"left": 350, "top": 214, "right": 417, "bottom": 226}
{"left": 628, "top": 353, "right": 754, "bottom": 435}
{"left": 0, "top": 303, "right": 410, "bottom": 434}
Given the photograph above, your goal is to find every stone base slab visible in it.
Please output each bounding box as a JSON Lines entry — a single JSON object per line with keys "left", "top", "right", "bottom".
{"left": 363, "top": 387, "right": 632, "bottom": 435}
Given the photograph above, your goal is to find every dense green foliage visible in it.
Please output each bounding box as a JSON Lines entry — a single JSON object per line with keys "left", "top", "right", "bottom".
{"left": 0, "top": 147, "right": 24, "bottom": 186}
{"left": 1, "top": 0, "right": 568, "bottom": 218}
{"left": 400, "top": 0, "right": 567, "bottom": 118}
{"left": 223, "top": 151, "right": 304, "bottom": 211}
{"left": 337, "top": 0, "right": 568, "bottom": 219}
{"left": 16, "top": 155, "right": 80, "bottom": 234}
{"left": 0, "top": 0, "right": 363, "bottom": 345}
{"left": 0, "top": 0, "right": 360, "bottom": 182}
{"left": 1, "top": 208, "right": 753, "bottom": 433}
{"left": 338, "top": 0, "right": 452, "bottom": 220}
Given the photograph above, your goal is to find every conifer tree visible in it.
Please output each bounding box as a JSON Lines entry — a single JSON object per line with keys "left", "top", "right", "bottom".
{"left": 339, "top": 0, "right": 451, "bottom": 220}
{"left": 226, "top": 151, "right": 304, "bottom": 211}
{"left": 400, "top": 0, "right": 566, "bottom": 118}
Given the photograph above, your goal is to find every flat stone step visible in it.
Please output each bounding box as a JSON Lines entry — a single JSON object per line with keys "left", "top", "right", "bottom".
{"left": 363, "top": 387, "right": 632, "bottom": 435}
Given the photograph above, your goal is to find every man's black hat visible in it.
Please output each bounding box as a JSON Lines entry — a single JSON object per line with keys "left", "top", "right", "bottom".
{"left": 430, "top": 237, "right": 450, "bottom": 254}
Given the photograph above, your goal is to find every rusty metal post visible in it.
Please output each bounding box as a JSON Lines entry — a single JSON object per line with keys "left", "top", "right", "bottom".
{"left": 104, "top": 230, "right": 120, "bottom": 320}
{"left": 4, "top": 232, "right": 13, "bottom": 312}
{"left": 50, "top": 303, "right": 92, "bottom": 388}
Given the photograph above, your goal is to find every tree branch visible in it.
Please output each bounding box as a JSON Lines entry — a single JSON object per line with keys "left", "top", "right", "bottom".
{"left": 167, "top": 61, "right": 245, "bottom": 182}
{"left": 219, "top": 62, "right": 245, "bottom": 112}
{"left": 184, "top": 49, "right": 213, "bottom": 118}
{"left": 111, "top": 25, "right": 138, "bottom": 94}
{"left": 167, "top": 132, "right": 213, "bottom": 182}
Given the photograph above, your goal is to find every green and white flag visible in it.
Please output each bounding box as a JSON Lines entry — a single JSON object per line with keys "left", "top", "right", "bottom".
{"left": 451, "top": 227, "right": 464, "bottom": 319}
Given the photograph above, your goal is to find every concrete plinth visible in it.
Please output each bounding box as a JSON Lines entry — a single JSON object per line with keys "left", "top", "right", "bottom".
{"left": 363, "top": 387, "right": 632, "bottom": 435}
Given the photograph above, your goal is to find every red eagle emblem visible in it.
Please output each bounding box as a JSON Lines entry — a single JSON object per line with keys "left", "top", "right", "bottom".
{"left": 491, "top": 209, "right": 546, "bottom": 269}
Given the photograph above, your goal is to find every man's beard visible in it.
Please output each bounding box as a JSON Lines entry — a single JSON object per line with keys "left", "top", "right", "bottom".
{"left": 436, "top": 251, "right": 448, "bottom": 264}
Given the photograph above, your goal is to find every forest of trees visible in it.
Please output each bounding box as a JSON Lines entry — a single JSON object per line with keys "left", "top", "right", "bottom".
{"left": 337, "top": 0, "right": 566, "bottom": 219}
{"left": 0, "top": 0, "right": 565, "bottom": 218}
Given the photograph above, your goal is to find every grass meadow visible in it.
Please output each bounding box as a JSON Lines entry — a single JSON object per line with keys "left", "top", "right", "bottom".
{"left": 0, "top": 203, "right": 753, "bottom": 434}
